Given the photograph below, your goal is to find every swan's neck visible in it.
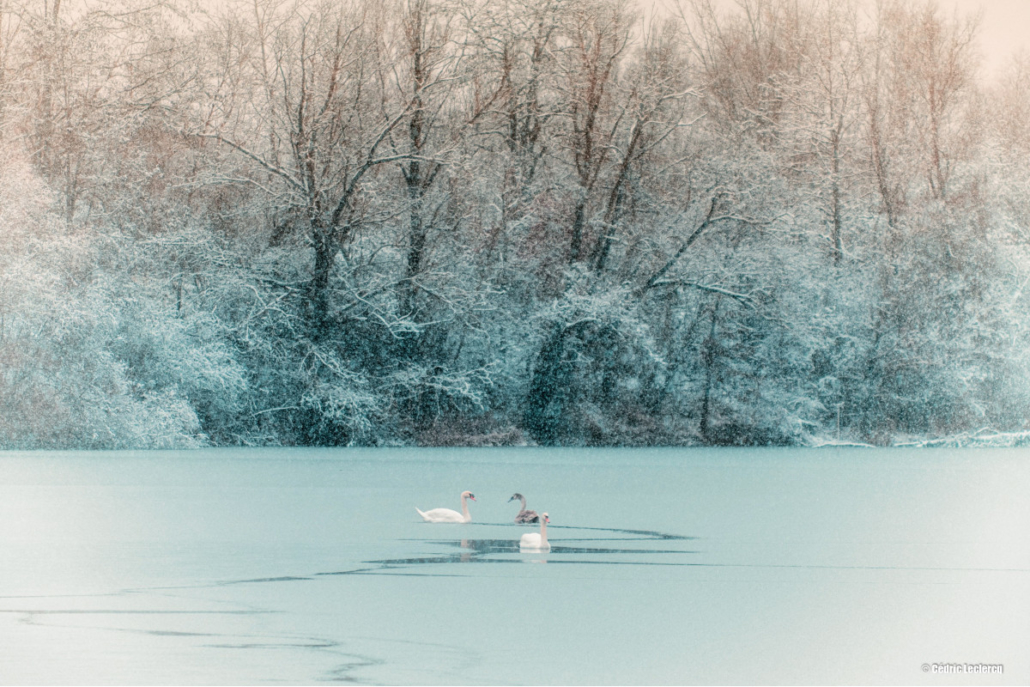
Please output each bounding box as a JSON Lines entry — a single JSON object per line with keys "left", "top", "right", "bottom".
{"left": 461, "top": 495, "right": 470, "bottom": 521}
{"left": 519, "top": 495, "right": 527, "bottom": 509}
{"left": 540, "top": 518, "right": 548, "bottom": 543}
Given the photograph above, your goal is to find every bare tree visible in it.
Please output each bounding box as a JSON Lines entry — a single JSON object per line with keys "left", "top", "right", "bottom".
{"left": 462, "top": 0, "right": 563, "bottom": 247}
{"left": 561, "top": 0, "right": 630, "bottom": 264}
{"left": 860, "top": 0, "right": 978, "bottom": 228}
{"left": 590, "top": 16, "right": 692, "bottom": 273}
{"left": 677, "top": 0, "right": 806, "bottom": 143}
{"left": 387, "top": 0, "right": 459, "bottom": 318}
{"left": 779, "top": 0, "right": 861, "bottom": 265}
{"left": 196, "top": 0, "right": 422, "bottom": 331}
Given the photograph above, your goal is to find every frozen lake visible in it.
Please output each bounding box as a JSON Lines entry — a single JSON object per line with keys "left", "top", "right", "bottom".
{"left": 1, "top": 447, "right": 1027, "bottom": 684}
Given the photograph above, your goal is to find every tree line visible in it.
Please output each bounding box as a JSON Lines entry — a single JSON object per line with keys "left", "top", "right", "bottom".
{"left": 2, "top": 0, "right": 1030, "bottom": 448}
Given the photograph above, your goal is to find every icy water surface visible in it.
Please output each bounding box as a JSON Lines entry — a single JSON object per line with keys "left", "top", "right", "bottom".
{"left": 1, "top": 447, "right": 1028, "bottom": 684}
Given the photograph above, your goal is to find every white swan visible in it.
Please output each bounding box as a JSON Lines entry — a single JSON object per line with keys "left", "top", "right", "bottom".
{"left": 519, "top": 512, "right": 550, "bottom": 551}
{"left": 508, "top": 493, "right": 539, "bottom": 524}
{"left": 416, "top": 490, "right": 476, "bottom": 523}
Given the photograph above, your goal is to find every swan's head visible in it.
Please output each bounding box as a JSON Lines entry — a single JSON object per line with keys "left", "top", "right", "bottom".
{"left": 541, "top": 512, "right": 550, "bottom": 523}
{"left": 508, "top": 493, "right": 523, "bottom": 502}
{"left": 461, "top": 490, "right": 476, "bottom": 501}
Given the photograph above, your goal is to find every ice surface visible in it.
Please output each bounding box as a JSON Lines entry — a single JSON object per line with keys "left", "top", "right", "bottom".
{"left": 1, "top": 447, "right": 1027, "bottom": 684}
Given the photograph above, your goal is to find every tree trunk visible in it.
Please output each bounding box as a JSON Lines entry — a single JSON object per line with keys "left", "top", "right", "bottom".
{"left": 569, "top": 197, "right": 587, "bottom": 264}
{"left": 831, "top": 123, "right": 843, "bottom": 266}
{"left": 403, "top": 176, "right": 426, "bottom": 317}
{"left": 524, "top": 323, "right": 571, "bottom": 444}
{"left": 699, "top": 298, "right": 721, "bottom": 442}
{"left": 310, "top": 219, "right": 335, "bottom": 335}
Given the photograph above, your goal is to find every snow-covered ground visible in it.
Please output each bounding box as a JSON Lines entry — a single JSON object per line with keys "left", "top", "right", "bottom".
{"left": 1, "top": 447, "right": 1027, "bottom": 684}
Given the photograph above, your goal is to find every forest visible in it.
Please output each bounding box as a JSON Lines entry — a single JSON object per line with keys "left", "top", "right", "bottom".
{"left": 1, "top": 0, "right": 1030, "bottom": 449}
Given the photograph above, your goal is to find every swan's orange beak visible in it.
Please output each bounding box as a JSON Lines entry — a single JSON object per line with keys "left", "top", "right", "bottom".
{"left": 545, "top": 515, "right": 550, "bottom": 523}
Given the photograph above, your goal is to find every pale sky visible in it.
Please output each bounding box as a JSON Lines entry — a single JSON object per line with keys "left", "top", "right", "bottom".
{"left": 660, "top": 0, "right": 1030, "bottom": 80}
{"left": 947, "top": 0, "right": 1030, "bottom": 77}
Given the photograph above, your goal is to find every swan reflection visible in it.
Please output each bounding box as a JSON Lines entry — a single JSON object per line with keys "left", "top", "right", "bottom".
{"left": 361, "top": 522, "right": 695, "bottom": 573}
